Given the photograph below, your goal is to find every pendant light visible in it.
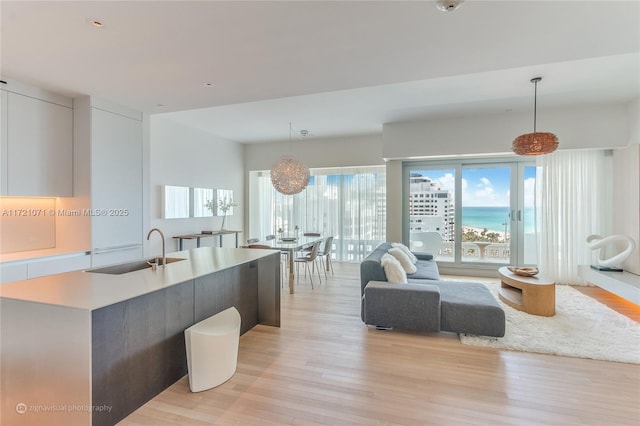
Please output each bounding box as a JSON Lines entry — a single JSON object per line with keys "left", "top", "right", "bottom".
{"left": 270, "top": 123, "right": 310, "bottom": 195}
{"left": 512, "top": 77, "right": 559, "bottom": 156}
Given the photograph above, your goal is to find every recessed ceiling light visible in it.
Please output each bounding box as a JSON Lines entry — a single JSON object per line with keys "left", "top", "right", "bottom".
{"left": 156, "top": 104, "right": 165, "bottom": 107}
{"left": 86, "top": 18, "right": 105, "bottom": 28}
{"left": 436, "top": 0, "right": 464, "bottom": 12}
{"left": 203, "top": 82, "right": 214, "bottom": 87}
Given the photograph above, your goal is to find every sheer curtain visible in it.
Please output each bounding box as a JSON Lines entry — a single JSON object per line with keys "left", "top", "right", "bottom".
{"left": 535, "top": 150, "right": 613, "bottom": 284}
{"left": 249, "top": 166, "right": 386, "bottom": 262}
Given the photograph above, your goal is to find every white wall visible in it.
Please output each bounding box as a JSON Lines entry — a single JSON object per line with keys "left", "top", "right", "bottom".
{"left": 244, "top": 133, "right": 383, "bottom": 171}
{"left": 612, "top": 143, "right": 640, "bottom": 275}
{"left": 384, "top": 160, "right": 403, "bottom": 244}
{"left": 627, "top": 99, "right": 639, "bottom": 146}
{"left": 148, "top": 116, "right": 244, "bottom": 255}
{"left": 383, "top": 103, "right": 629, "bottom": 160}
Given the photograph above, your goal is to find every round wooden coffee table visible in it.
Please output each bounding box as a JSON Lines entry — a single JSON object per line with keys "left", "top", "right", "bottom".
{"left": 498, "top": 267, "right": 555, "bottom": 317}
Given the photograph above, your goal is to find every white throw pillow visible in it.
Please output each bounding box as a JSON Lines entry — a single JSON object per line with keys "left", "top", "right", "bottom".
{"left": 388, "top": 247, "right": 418, "bottom": 275}
{"left": 391, "top": 242, "right": 418, "bottom": 264}
{"left": 381, "top": 253, "right": 408, "bottom": 283}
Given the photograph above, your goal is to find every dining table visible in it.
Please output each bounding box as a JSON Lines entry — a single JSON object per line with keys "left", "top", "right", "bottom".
{"left": 265, "top": 235, "right": 327, "bottom": 294}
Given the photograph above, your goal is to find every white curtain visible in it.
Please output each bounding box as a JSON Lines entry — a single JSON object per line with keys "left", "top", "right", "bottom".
{"left": 249, "top": 166, "right": 386, "bottom": 262}
{"left": 535, "top": 150, "right": 613, "bottom": 284}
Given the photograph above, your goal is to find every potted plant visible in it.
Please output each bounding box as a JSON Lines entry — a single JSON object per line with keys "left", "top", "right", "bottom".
{"left": 205, "top": 197, "right": 237, "bottom": 231}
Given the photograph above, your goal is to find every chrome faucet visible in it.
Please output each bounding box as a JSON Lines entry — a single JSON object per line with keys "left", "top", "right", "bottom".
{"left": 147, "top": 228, "right": 166, "bottom": 267}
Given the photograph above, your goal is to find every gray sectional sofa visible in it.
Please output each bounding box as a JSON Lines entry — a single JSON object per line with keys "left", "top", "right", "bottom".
{"left": 360, "top": 242, "right": 505, "bottom": 337}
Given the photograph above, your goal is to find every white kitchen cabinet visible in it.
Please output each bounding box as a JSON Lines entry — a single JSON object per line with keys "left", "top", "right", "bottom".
{"left": 90, "top": 245, "right": 144, "bottom": 268}
{"left": 0, "top": 251, "right": 91, "bottom": 284}
{"left": 90, "top": 106, "right": 143, "bottom": 251}
{"left": 0, "top": 262, "right": 27, "bottom": 284}
{"left": 0, "top": 81, "right": 73, "bottom": 196}
{"left": 90, "top": 105, "right": 143, "bottom": 252}
{"left": 73, "top": 97, "right": 143, "bottom": 263}
{"left": 27, "top": 252, "right": 91, "bottom": 279}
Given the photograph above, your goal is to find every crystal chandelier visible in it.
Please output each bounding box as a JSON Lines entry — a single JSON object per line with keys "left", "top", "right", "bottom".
{"left": 270, "top": 124, "right": 310, "bottom": 195}
{"left": 512, "top": 77, "right": 559, "bottom": 156}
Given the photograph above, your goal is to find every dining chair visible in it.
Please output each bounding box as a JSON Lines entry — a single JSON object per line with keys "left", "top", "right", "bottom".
{"left": 317, "top": 235, "right": 334, "bottom": 278}
{"left": 300, "top": 232, "right": 321, "bottom": 255}
{"left": 247, "top": 244, "right": 271, "bottom": 249}
{"left": 246, "top": 243, "right": 286, "bottom": 286}
{"left": 265, "top": 234, "right": 289, "bottom": 286}
{"left": 294, "top": 240, "right": 322, "bottom": 289}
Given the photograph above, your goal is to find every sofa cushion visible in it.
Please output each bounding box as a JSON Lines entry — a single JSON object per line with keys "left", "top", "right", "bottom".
{"left": 435, "top": 281, "right": 506, "bottom": 337}
{"left": 388, "top": 247, "right": 417, "bottom": 274}
{"left": 360, "top": 243, "right": 392, "bottom": 292}
{"left": 381, "top": 254, "right": 407, "bottom": 283}
{"left": 391, "top": 242, "right": 418, "bottom": 263}
{"left": 363, "top": 281, "right": 441, "bottom": 332}
{"left": 407, "top": 259, "right": 440, "bottom": 281}
{"left": 414, "top": 252, "right": 434, "bottom": 261}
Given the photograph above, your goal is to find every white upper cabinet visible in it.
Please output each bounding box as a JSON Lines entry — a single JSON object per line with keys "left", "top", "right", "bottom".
{"left": 73, "top": 96, "right": 144, "bottom": 261}
{"left": 90, "top": 105, "right": 143, "bottom": 250}
{"left": 0, "top": 81, "right": 73, "bottom": 196}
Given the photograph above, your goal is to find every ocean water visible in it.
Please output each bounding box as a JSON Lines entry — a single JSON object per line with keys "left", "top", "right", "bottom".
{"left": 462, "top": 206, "right": 535, "bottom": 234}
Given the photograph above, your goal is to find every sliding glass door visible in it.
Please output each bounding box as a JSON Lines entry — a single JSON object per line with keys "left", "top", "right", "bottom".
{"left": 404, "top": 159, "right": 536, "bottom": 268}
{"left": 407, "top": 168, "right": 456, "bottom": 262}
{"left": 460, "top": 165, "right": 511, "bottom": 264}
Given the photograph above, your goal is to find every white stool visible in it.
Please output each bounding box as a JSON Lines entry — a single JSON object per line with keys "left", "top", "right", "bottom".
{"left": 184, "top": 307, "right": 241, "bottom": 392}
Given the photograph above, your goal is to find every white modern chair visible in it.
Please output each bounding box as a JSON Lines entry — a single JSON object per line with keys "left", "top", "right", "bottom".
{"left": 317, "top": 236, "right": 334, "bottom": 278}
{"left": 294, "top": 240, "right": 322, "bottom": 288}
{"left": 184, "top": 307, "right": 241, "bottom": 392}
{"left": 409, "top": 231, "right": 442, "bottom": 257}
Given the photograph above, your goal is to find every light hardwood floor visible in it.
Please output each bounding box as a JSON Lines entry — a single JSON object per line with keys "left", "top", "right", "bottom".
{"left": 120, "top": 262, "right": 640, "bottom": 426}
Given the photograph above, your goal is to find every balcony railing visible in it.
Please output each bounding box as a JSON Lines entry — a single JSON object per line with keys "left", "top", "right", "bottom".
{"left": 434, "top": 241, "right": 510, "bottom": 263}
{"left": 330, "top": 238, "right": 512, "bottom": 264}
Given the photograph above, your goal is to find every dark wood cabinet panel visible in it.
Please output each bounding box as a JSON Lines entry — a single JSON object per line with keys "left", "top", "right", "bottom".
{"left": 92, "top": 280, "right": 194, "bottom": 426}
{"left": 238, "top": 261, "right": 258, "bottom": 334}
{"left": 195, "top": 268, "right": 234, "bottom": 323}
{"left": 258, "top": 255, "right": 281, "bottom": 327}
{"left": 195, "top": 261, "right": 259, "bottom": 335}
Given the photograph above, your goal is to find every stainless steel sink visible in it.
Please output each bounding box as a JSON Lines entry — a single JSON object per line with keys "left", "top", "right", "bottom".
{"left": 87, "top": 257, "right": 187, "bottom": 275}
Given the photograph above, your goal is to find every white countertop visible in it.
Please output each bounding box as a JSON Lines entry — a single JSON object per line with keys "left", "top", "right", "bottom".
{"left": 0, "top": 247, "right": 278, "bottom": 311}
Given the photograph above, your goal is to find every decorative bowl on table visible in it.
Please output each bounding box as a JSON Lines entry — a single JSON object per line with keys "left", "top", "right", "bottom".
{"left": 507, "top": 266, "right": 539, "bottom": 277}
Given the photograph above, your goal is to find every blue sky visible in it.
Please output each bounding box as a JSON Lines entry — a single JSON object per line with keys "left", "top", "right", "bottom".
{"left": 414, "top": 167, "right": 536, "bottom": 207}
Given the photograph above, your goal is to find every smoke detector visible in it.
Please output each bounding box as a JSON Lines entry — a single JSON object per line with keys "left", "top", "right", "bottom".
{"left": 436, "top": 0, "right": 464, "bottom": 12}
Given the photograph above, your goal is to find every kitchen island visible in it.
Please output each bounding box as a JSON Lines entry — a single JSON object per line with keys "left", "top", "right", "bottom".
{"left": 0, "top": 246, "right": 280, "bottom": 426}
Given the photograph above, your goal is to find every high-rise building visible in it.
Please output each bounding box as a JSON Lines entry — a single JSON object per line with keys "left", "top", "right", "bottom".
{"left": 409, "top": 173, "right": 454, "bottom": 241}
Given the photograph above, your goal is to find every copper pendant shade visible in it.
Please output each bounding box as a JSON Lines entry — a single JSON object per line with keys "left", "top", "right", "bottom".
{"left": 512, "top": 77, "right": 559, "bottom": 156}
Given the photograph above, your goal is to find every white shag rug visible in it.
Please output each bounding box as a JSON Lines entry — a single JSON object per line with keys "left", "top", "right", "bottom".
{"left": 459, "top": 281, "right": 640, "bottom": 364}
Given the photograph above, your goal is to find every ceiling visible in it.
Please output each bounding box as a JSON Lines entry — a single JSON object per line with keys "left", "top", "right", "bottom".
{"left": 1, "top": 1, "right": 638, "bottom": 144}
